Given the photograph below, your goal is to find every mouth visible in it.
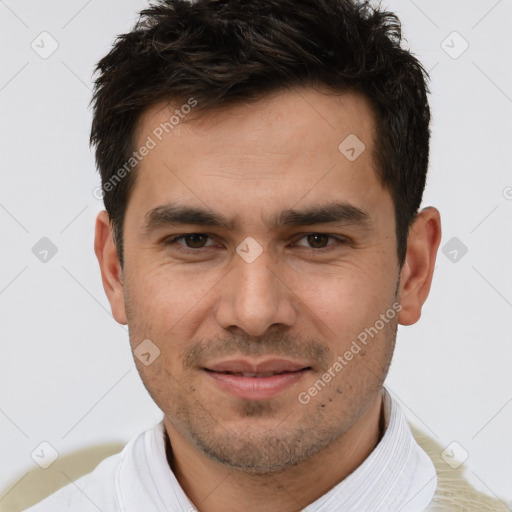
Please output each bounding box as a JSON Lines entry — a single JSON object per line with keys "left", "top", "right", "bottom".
{"left": 206, "top": 370, "right": 308, "bottom": 378}
{"left": 202, "top": 359, "right": 312, "bottom": 400}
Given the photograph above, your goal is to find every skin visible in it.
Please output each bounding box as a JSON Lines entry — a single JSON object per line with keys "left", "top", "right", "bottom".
{"left": 95, "top": 87, "right": 441, "bottom": 512}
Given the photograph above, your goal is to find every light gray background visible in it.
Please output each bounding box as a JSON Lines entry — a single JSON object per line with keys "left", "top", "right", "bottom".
{"left": 1, "top": 0, "right": 511, "bottom": 507}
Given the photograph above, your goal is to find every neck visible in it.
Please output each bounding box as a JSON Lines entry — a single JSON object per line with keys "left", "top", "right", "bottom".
{"left": 164, "top": 390, "right": 384, "bottom": 512}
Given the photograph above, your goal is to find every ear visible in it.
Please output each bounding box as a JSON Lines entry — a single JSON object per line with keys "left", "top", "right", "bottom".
{"left": 397, "top": 207, "right": 442, "bottom": 326}
{"left": 94, "top": 210, "right": 127, "bottom": 325}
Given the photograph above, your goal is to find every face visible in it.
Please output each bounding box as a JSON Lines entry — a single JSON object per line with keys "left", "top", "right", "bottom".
{"left": 104, "top": 88, "right": 406, "bottom": 473}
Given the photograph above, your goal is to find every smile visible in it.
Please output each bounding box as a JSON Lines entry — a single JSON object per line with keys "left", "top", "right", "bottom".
{"left": 203, "top": 362, "right": 311, "bottom": 400}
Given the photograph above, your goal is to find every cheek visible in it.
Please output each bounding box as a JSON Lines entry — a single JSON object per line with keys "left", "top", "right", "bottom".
{"left": 124, "top": 265, "right": 224, "bottom": 375}
{"left": 128, "top": 263, "right": 219, "bottom": 327}
{"left": 288, "top": 260, "right": 394, "bottom": 342}
{"left": 124, "top": 270, "right": 197, "bottom": 410}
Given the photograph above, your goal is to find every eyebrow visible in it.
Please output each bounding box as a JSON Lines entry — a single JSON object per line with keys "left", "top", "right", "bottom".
{"left": 143, "top": 201, "right": 374, "bottom": 234}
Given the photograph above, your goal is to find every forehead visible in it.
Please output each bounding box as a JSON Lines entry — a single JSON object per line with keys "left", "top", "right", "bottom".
{"left": 136, "top": 87, "right": 377, "bottom": 161}
{"left": 128, "top": 87, "right": 389, "bottom": 230}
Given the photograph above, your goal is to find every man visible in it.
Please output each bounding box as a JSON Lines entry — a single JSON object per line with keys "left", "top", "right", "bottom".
{"left": 22, "top": 0, "right": 507, "bottom": 511}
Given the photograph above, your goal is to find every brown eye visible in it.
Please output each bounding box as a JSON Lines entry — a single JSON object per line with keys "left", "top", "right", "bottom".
{"left": 306, "top": 234, "right": 330, "bottom": 248}
{"left": 182, "top": 234, "right": 209, "bottom": 248}
{"left": 166, "top": 233, "right": 215, "bottom": 251}
{"left": 294, "top": 233, "right": 348, "bottom": 251}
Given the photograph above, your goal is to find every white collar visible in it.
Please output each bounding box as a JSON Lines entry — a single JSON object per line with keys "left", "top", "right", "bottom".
{"left": 304, "top": 389, "right": 437, "bottom": 511}
{"left": 117, "top": 389, "right": 437, "bottom": 511}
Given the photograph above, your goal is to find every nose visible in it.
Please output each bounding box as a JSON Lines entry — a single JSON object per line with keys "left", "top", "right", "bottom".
{"left": 213, "top": 246, "right": 298, "bottom": 337}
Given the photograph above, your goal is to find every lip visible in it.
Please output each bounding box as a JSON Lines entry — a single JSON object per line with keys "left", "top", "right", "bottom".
{"left": 205, "top": 358, "right": 310, "bottom": 374}
{"left": 203, "top": 358, "right": 311, "bottom": 400}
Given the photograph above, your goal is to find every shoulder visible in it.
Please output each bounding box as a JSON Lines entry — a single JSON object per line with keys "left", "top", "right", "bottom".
{"left": 21, "top": 449, "right": 122, "bottom": 512}
{"left": 411, "top": 425, "right": 510, "bottom": 512}
{"left": 21, "top": 425, "right": 157, "bottom": 512}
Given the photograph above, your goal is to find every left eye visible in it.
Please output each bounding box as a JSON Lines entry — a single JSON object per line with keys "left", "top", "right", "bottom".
{"left": 294, "top": 234, "right": 343, "bottom": 249}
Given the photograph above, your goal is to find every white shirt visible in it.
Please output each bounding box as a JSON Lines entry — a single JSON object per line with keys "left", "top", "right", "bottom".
{"left": 23, "top": 389, "right": 437, "bottom": 512}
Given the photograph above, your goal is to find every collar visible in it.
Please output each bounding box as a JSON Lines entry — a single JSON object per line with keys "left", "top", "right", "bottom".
{"left": 305, "top": 389, "right": 437, "bottom": 511}
{"left": 118, "top": 388, "right": 437, "bottom": 511}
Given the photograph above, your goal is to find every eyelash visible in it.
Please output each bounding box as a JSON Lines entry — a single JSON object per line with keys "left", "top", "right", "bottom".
{"left": 164, "top": 233, "right": 349, "bottom": 254}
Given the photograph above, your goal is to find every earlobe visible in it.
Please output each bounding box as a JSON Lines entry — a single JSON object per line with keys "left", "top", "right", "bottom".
{"left": 397, "top": 207, "right": 442, "bottom": 326}
{"left": 94, "top": 210, "right": 128, "bottom": 325}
